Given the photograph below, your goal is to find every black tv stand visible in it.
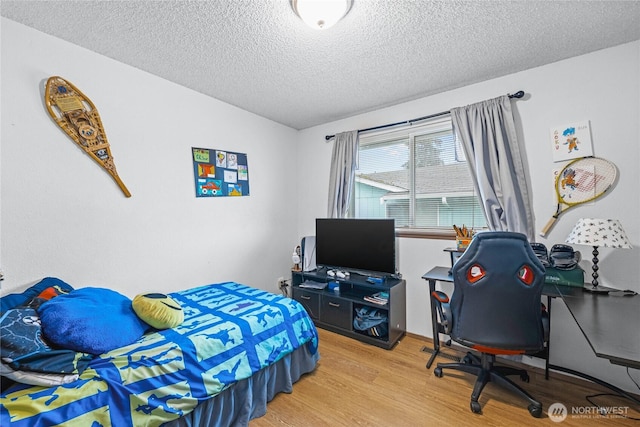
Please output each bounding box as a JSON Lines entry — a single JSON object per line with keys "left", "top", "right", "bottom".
{"left": 292, "top": 269, "right": 406, "bottom": 349}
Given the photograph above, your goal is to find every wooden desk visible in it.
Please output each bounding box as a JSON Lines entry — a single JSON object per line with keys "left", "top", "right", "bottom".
{"left": 422, "top": 266, "right": 640, "bottom": 405}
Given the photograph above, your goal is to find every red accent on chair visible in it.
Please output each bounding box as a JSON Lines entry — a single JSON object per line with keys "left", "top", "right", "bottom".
{"left": 466, "top": 264, "right": 485, "bottom": 283}
{"left": 471, "top": 344, "right": 526, "bottom": 355}
{"left": 518, "top": 265, "right": 535, "bottom": 285}
{"left": 431, "top": 290, "right": 449, "bottom": 303}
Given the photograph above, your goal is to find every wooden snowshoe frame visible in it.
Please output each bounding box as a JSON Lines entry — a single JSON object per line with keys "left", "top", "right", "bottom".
{"left": 44, "top": 76, "right": 131, "bottom": 197}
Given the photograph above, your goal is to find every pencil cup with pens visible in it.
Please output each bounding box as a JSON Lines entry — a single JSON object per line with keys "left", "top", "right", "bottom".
{"left": 453, "top": 225, "right": 474, "bottom": 251}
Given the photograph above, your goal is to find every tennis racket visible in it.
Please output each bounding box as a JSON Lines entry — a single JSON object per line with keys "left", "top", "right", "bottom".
{"left": 539, "top": 157, "right": 617, "bottom": 237}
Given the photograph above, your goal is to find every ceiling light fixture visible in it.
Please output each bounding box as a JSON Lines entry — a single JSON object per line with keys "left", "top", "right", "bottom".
{"left": 291, "top": 0, "right": 353, "bottom": 30}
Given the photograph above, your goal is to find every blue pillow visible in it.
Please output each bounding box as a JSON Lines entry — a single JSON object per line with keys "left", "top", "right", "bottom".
{"left": 38, "top": 287, "right": 149, "bottom": 355}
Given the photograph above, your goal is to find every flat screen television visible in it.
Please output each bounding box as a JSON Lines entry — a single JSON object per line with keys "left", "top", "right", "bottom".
{"left": 315, "top": 218, "right": 397, "bottom": 276}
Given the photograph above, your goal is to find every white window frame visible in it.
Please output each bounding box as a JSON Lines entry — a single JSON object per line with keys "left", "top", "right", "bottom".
{"left": 352, "top": 116, "right": 484, "bottom": 239}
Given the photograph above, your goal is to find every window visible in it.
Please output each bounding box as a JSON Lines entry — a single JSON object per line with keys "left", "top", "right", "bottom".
{"left": 351, "top": 117, "right": 486, "bottom": 236}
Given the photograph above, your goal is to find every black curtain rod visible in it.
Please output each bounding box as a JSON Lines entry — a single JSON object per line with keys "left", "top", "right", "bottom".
{"left": 325, "top": 90, "right": 525, "bottom": 141}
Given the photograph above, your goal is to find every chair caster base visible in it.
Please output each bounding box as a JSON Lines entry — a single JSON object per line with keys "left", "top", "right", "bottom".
{"left": 434, "top": 355, "right": 543, "bottom": 417}
{"left": 528, "top": 403, "right": 543, "bottom": 418}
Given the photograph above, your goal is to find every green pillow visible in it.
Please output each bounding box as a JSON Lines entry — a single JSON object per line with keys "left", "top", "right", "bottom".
{"left": 132, "top": 293, "right": 183, "bottom": 329}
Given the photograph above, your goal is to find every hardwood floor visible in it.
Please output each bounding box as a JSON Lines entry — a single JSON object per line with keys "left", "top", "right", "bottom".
{"left": 251, "top": 328, "right": 640, "bottom": 426}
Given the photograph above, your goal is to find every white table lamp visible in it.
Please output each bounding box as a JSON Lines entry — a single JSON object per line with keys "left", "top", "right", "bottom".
{"left": 565, "top": 218, "right": 632, "bottom": 294}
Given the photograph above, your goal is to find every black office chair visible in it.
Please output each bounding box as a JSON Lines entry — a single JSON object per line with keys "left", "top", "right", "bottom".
{"left": 432, "top": 231, "right": 547, "bottom": 417}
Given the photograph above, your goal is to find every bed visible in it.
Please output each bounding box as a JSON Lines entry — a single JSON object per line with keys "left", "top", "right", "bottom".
{"left": 0, "top": 280, "right": 319, "bottom": 426}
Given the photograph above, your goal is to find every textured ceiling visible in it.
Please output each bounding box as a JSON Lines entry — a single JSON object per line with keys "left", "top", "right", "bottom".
{"left": 2, "top": 1, "right": 640, "bottom": 130}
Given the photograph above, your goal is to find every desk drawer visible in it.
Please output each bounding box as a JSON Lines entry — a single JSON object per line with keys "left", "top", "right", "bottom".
{"left": 321, "top": 295, "right": 352, "bottom": 330}
{"left": 293, "top": 288, "right": 320, "bottom": 320}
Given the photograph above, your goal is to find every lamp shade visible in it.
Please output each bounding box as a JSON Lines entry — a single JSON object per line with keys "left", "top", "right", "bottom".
{"left": 291, "top": 0, "right": 353, "bottom": 30}
{"left": 565, "top": 218, "right": 632, "bottom": 249}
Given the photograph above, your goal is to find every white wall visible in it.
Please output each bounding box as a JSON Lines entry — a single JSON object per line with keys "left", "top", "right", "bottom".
{"left": 1, "top": 19, "right": 300, "bottom": 296}
{"left": 296, "top": 41, "right": 640, "bottom": 393}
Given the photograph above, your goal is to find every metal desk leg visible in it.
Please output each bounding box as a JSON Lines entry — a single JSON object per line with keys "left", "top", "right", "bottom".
{"left": 548, "top": 365, "right": 640, "bottom": 406}
{"left": 545, "top": 295, "right": 551, "bottom": 380}
{"left": 426, "top": 278, "right": 441, "bottom": 369}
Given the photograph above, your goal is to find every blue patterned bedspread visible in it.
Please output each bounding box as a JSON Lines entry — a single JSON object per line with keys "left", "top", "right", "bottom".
{"left": 0, "top": 282, "right": 318, "bottom": 426}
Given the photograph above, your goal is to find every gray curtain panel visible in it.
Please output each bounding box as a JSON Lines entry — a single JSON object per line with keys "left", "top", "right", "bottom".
{"left": 451, "top": 95, "right": 534, "bottom": 239}
{"left": 327, "top": 130, "right": 359, "bottom": 218}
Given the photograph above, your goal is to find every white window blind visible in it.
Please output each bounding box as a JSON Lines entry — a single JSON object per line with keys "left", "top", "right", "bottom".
{"left": 352, "top": 117, "right": 486, "bottom": 231}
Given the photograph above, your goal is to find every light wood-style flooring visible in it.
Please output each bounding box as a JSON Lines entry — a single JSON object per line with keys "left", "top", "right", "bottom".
{"left": 251, "top": 328, "right": 640, "bottom": 426}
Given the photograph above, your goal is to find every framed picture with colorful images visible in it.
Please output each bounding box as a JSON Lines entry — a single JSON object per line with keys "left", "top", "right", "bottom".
{"left": 192, "top": 147, "right": 250, "bottom": 197}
